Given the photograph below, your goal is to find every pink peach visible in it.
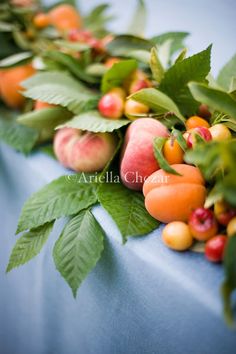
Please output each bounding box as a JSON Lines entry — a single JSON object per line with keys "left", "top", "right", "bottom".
{"left": 120, "top": 118, "right": 169, "bottom": 190}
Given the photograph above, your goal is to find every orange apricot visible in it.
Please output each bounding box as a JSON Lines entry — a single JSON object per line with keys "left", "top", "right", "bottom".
{"left": 48, "top": 4, "right": 82, "bottom": 32}
{"left": 163, "top": 137, "right": 184, "bottom": 164}
{"left": 0, "top": 64, "right": 35, "bottom": 109}
{"left": 186, "top": 116, "right": 210, "bottom": 130}
{"left": 33, "top": 13, "right": 50, "bottom": 29}
{"left": 143, "top": 164, "right": 206, "bottom": 223}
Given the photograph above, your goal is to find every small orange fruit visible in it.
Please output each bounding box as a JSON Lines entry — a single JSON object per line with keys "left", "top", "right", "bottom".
{"left": 186, "top": 116, "right": 210, "bottom": 130}
{"left": 0, "top": 64, "right": 35, "bottom": 109}
{"left": 163, "top": 137, "right": 184, "bottom": 164}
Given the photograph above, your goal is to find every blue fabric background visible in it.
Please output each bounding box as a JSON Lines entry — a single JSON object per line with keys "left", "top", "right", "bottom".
{"left": 1, "top": 1, "right": 236, "bottom": 352}
{"left": 1, "top": 145, "right": 236, "bottom": 354}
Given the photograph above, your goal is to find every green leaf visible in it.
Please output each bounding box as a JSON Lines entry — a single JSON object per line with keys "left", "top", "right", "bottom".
{"left": 0, "top": 118, "right": 38, "bottom": 154}
{"left": 0, "top": 51, "right": 33, "bottom": 68}
{"left": 121, "top": 49, "right": 150, "bottom": 64}
{"left": 130, "top": 88, "right": 185, "bottom": 122}
{"left": 83, "top": 4, "right": 113, "bottom": 33}
{"left": 150, "top": 47, "right": 164, "bottom": 83}
{"left": 6, "top": 222, "right": 54, "bottom": 273}
{"left": 53, "top": 210, "right": 104, "bottom": 297}
{"left": 172, "top": 128, "right": 187, "bottom": 151}
{"left": 43, "top": 51, "right": 99, "bottom": 84}
{"left": 54, "top": 40, "right": 90, "bottom": 52}
{"left": 217, "top": 54, "right": 236, "bottom": 91}
{"left": 101, "top": 59, "right": 137, "bottom": 93}
{"left": 159, "top": 45, "right": 212, "bottom": 115}
{"left": 22, "top": 71, "right": 99, "bottom": 115}
{"left": 151, "top": 31, "right": 189, "bottom": 56}
{"left": 17, "top": 106, "right": 72, "bottom": 129}
{"left": 174, "top": 47, "right": 187, "bottom": 64}
{"left": 16, "top": 175, "right": 98, "bottom": 233}
{"left": 188, "top": 82, "right": 236, "bottom": 119}
{"left": 153, "top": 137, "right": 181, "bottom": 175}
{"left": 127, "top": 0, "right": 146, "bottom": 36}
{"left": 97, "top": 182, "right": 159, "bottom": 242}
{"left": 17, "top": 107, "right": 73, "bottom": 142}
{"left": 58, "top": 110, "right": 130, "bottom": 132}
{"left": 86, "top": 63, "right": 107, "bottom": 77}
{"left": 0, "top": 21, "right": 18, "bottom": 32}
{"left": 106, "top": 35, "right": 154, "bottom": 57}
{"left": 221, "top": 235, "right": 236, "bottom": 327}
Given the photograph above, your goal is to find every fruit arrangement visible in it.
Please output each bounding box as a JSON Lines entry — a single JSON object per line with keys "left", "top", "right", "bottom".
{"left": 0, "top": 0, "right": 236, "bottom": 325}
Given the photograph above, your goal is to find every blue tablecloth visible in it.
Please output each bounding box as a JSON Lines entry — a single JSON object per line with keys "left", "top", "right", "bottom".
{"left": 1, "top": 143, "right": 236, "bottom": 354}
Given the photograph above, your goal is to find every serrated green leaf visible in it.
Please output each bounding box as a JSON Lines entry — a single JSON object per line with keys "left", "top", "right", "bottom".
{"left": 43, "top": 51, "right": 99, "bottom": 84}
{"left": 0, "top": 52, "right": 33, "bottom": 68}
{"left": 127, "top": 0, "right": 146, "bottom": 36}
{"left": 130, "top": 88, "right": 185, "bottom": 122}
{"left": 16, "top": 175, "right": 98, "bottom": 233}
{"left": 97, "top": 182, "right": 159, "bottom": 242}
{"left": 221, "top": 235, "right": 236, "bottom": 327}
{"left": 151, "top": 32, "right": 189, "bottom": 56}
{"left": 153, "top": 137, "right": 181, "bottom": 175}
{"left": 159, "top": 45, "right": 212, "bottom": 115}
{"left": 150, "top": 47, "right": 164, "bottom": 83}
{"left": 217, "top": 54, "right": 236, "bottom": 91}
{"left": 101, "top": 59, "right": 137, "bottom": 93}
{"left": 188, "top": 82, "right": 236, "bottom": 119}
{"left": 53, "top": 210, "right": 104, "bottom": 297}
{"left": 22, "top": 72, "right": 99, "bottom": 115}
{"left": 0, "top": 118, "right": 38, "bottom": 154}
{"left": 17, "top": 106, "right": 72, "bottom": 129}
{"left": 6, "top": 222, "right": 54, "bottom": 273}
{"left": 17, "top": 107, "right": 73, "bottom": 142}
{"left": 174, "top": 47, "right": 187, "bottom": 64}
{"left": 58, "top": 110, "right": 130, "bottom": 132}
{"left": 106, "top": 35, "right": 154, "bottom": 57}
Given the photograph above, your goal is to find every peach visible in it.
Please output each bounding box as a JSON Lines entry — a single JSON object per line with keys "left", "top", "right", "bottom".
{"left": 54, "top": 128, "right": 117, "bottom": 172}
{"left": 120, "top": 118, "right": 169, "bottom": 190}
{"left": 143, "top": 164, "right": 206, "bottom": 223}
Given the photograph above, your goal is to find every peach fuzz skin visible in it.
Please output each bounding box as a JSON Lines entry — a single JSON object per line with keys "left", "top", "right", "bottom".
{"left": 120, "top": 118, "right": 169, "bottom": 191}
{"left": 53, "top": 127, "right": 117, "bottom": 173}
{"left": 143, "top": 164, "right": 206, "bottom": 223}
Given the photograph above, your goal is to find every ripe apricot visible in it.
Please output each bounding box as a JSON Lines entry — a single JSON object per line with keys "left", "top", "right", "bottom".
{"left": 186, "top": 116, "right": 210, "bottom": 130}
{"left": 143, "top": 164, "right": 206, "bottom": 223}
{"left": 33, "top": 13, "right": 49, "bottom": 29}
{"left": 163, "top": 137, "right": 184, "bottom": 164}
{"left": 0, "top": 64, "right": 35, "bottom": 109}
{"left": 48, "top": 4, "right": 82, "bottom": 32}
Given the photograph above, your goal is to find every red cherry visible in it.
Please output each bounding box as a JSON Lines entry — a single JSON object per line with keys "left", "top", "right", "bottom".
{"left": 187, "top": 126, "right": 212, "bottom": 148}
{"left": 188, "top": 208, "right": 218, "bottom": 241}
{"left": 205, "top": 235, "right": 227, "bottom": 262}
{"left": 98, "top": 92, "right": 124, "bottom": 119}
